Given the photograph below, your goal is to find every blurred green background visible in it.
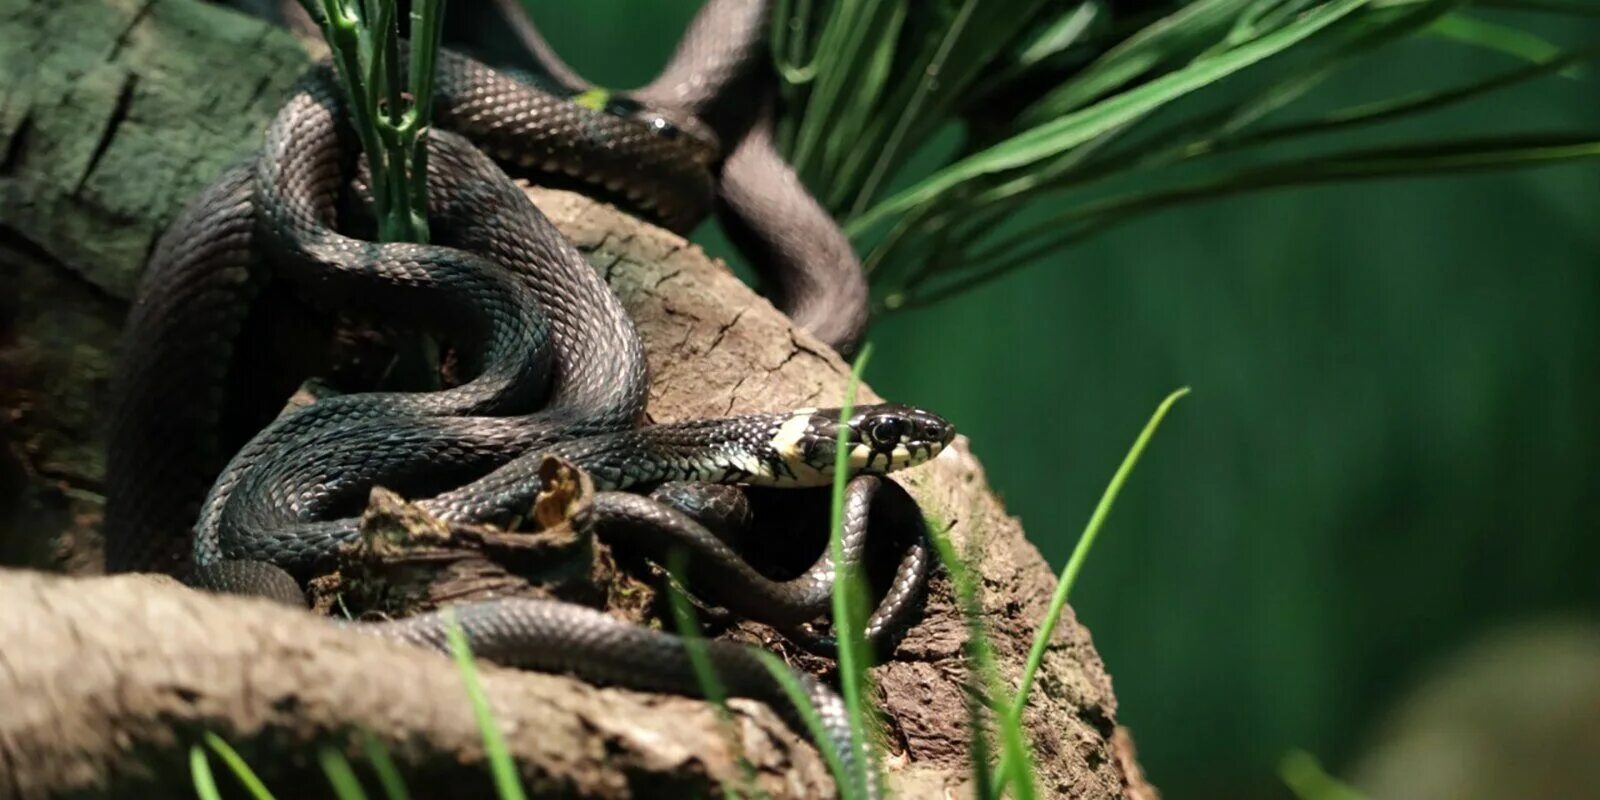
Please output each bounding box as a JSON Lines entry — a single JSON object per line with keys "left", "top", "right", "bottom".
{"left": 526, "top": 2, "right": 1599, "bottom": 797}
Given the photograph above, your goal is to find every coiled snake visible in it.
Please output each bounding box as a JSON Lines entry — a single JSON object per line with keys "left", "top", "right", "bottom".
{"left": 105, "top": 0, "right": 947, "bottom": 789}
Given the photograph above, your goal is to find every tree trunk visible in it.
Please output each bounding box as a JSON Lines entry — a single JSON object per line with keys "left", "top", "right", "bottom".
{"left": 0, "top": 1, "right": 1158, "bottom": 797}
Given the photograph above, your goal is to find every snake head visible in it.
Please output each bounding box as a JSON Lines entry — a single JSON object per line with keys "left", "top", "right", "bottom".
{"left": 582, "top": 91, "right": 720, "bottom": 158}
{"left": 846, "top": 405, "right": 955, "bottom": 470}
{"left": 766, "top": 404, "right": 954, "bottom": 483}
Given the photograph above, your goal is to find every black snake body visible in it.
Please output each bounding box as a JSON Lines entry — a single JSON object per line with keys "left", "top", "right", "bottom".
{"left": 106, "top": 0, "right": 936, "bottom": 790}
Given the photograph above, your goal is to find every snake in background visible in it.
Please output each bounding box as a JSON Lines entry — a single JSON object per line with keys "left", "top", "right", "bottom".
{"left": 105, "top": 0, "right": 949, "bottom": 788}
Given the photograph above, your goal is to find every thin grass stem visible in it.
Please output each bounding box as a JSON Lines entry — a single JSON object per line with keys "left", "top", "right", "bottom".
{"left": 360, "top": 732, "right": 411, "bottom": 800}
{"left": 829, "top": 343, "right": 878, "bottom": 798}
{"left": 202, "top": 732, "right": 278, "bottom": 800}
{"left": 991, "top": 388, "right": 1189, "bottom": 796}
{"left": 320, "top": 747, "right": 372, "bottom": 800}
{"left": 444, "top": 611, "right": 529, "bottom": 800}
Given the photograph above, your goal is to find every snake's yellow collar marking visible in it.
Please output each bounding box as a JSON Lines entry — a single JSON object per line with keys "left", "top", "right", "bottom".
{"left": 572, "top": 88, "right": 611, "bottom": 112}
{"left": 770, "top": 408, "right": 825, "bottom": 483}
{"left": 771, "top": 409, "right": 815, "bottom": 456}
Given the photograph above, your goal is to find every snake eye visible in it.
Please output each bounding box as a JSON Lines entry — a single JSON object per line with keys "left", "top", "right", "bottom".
{"left": 647, "top": 116, "right": 682, "bottom": 140}
{"left": 868, "top": 418, "right": 906, "bottom": 447}
{"left": 601, "top": 96, "right": 644, "bottom": 116}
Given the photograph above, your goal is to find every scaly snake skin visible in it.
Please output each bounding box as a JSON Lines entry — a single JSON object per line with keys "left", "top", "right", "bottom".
{"left": 106, "top": 1, "right": 931, "bottom": 792}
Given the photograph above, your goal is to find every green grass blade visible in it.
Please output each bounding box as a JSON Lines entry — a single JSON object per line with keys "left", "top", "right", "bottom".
{"left": 965, "top": 0, "right": 1459, "bottom": 212}
{"left": 404, "top": 0, "right": 445, "bottom": 241}
{"left": 1202, "top": 0, "right": 1464, "bottom": 137}
{"left": 1280, "top": 750, "right": 1370, "bottom": 800}
{"left": 829, "top": 342, "right": 878, "bottom": 799}
{"left": 847, "top": 0, "right": 979, "bottom": 217}
{"left": 1428, "top": 12, "right": 1567, "bottom": 63}
{"left": 1025, "top": 0, "right": 1255, "bottom": 120}
{"left": 772, "top": 0, "right": 820, "bottom": 83}
{"left": 370, "top": 0, "right": 398, "bottom": 134}
{"left": 924, "top": 519, "right": 1035, "bottom": 800}
{"left": 319, "top": 747, "right": 372, "bottom": 800}
{"left": 985, "top": 126, "right": 1574, "bottom": 267}
{"left": 907, "top": 0, "right": 1459, "bottom": 228}
{"left": 791, "top": 0, "right": 1061, "bottom": 205}
{"left": 848, "top": 0, "right": 1372, "bottom": 235}
{"left": 1224, "top": 46, "right": 1597, "bottom": 147}
{"left": 820, "top": 1, "right": 906, "bottom": 200}
{"left": 202, "top": 732, "right": 277, "bottom": 800}
{"left": 792, "top": 0, "right": 900, "bottom": 179}
{"left": 360, "top": 732, "right": 410, "bottom": 800}
{"left": 190, "top": 745, "right": 225, "bottom": 800}
{"left": 1479, "top": 0, "right": 1600, "bottom": 15}
{"left": 444, "top": 611, "right": 528, "bottom": 800}
{"left": 991, "top": 388, "right": 1188, "bottom": 796}
{"left": 899, "top": 131, "right": 1600, "bottom": 309}
{"left": 667, "top": 551, "right": 732, "bottom": 710}
{"left": 752, "top": 651, "right": 857, "bottom": 798}
{"left": 665, "top": 551, "right": 759, "bottom": 800}
{"left": 1228, "top": 0, "right": 1319, "bottom": 43}
{"left": 1015, "top": 2, "right": 1106, "bottom": 68}
{"left": 1014, "top": 385, "right": 1190, "bottom": 707}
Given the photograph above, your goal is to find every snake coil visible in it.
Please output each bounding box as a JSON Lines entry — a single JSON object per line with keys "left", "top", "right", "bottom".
{"left": 106, "top": 1, "right": 946, "bottom": 794}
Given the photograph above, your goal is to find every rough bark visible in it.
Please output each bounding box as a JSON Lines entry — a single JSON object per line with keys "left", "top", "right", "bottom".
{"left": 0, "top": 0, "right": 310, "bottom": 570}
{"left": 0, "top": 567, "right": 836, "bottom": 799}
{"left": 0, "top": 1, "right": 1157, "bottom": 797}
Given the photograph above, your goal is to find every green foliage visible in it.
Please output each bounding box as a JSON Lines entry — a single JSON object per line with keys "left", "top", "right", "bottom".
{"left": 319, "top": 747, "right": 372, "bottom": 800}
{"left": 1427, "top": 11, "right": 1572, "bottom": 64}
{"left": 924, "top": 518, "right": 1038, "bottom": 800}
{"left": 194, "top": 732, "right": 277, "bottom": 800}
{"left": 1014, "top": 388, "right": 1188, "bottom": 712}
{"left": 991, "top": 388, "right": 1188, "bottom": 796}
{"left": 847, "top": 0, "right": 1372, "bottom": 231}
{"left": 361, "top": 731, "right": 411, "bottom": 800}
{"left": 664, "top": 550, "right": 764, "bottom": 800}
{"left": 296, "top": 0, "right": 446, "bottom": 244}
{"left": 190, "top": 726, "right": 408, "bottom": 800}
{"left": 776, "top": 0, "right": 1600, "bottom": 309}
{"left": 190, "top": 745, "right": 226, "bottom": 800}
{"left": 753, "top": 651, "right": 860, "bottom": 796}
{"left": 1280, "top": 750, "right": 1371, "bottom": 800}
{"left": 665, "top": 551, "right": 733, "bottom": 714}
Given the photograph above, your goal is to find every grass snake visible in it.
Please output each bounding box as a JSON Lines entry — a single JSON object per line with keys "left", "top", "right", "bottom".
{"left": 105, "top": 0, "right": 942, "bottom": 790}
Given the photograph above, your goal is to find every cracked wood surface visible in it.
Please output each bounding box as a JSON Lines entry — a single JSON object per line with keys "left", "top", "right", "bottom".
{"left": 0, "top": 567, "right": 836, "bottom": 799}
{"left": 0, "top": 0, "right": 1157, "bottom": 796}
